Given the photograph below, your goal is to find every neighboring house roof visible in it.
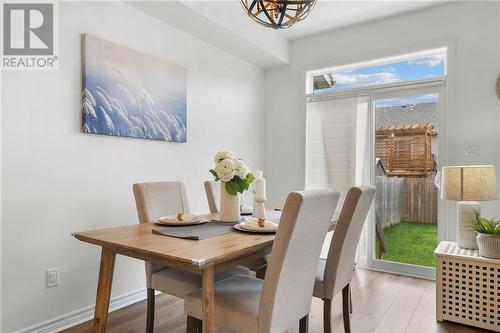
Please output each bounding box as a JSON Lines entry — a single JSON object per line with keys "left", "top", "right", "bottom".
{"left": 376, "top": 102, "right": 438, "bottom": 130}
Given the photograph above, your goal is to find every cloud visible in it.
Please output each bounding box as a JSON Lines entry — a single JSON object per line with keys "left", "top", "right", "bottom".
{"left": 372, "top": 66, "right": 397, "bottom": 73}
{"left": 408, "top": 54, "right": 445, "bottom": 67}
{"left": 334, "top": 72, "right": 401, "bottom": 87}
{"left": 376, "top": 93, "right": 438, "bottom": 108}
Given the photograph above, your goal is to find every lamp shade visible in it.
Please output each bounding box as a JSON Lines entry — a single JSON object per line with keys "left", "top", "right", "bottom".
{"left": 441, "top": 165, "right": 497, "bottom": 201}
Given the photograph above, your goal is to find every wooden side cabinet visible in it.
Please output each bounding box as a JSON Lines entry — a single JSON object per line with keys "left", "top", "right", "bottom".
{"left": 435, "top": 241, "right": 499, "bottom": 331}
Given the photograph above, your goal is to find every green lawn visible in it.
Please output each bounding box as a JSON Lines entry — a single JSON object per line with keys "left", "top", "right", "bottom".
{"left": 382, "top": 222, "right": 437, "bottom": 267}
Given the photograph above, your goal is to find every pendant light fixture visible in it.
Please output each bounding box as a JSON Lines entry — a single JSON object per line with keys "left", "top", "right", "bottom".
{"left": 240, "top": 0, "right": 317, "bottom": 29}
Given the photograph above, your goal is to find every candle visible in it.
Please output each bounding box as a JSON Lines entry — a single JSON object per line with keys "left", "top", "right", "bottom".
{"left": 255, "top": 170, "right": 266, "bottom": 201}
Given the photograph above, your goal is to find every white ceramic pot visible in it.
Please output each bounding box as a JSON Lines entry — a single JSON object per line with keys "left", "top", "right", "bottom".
{"left": 219, "top": 182, "right": 240, "bottom": 222}
{"left": 476, "top": 233, "right": 500, "bottom": 259}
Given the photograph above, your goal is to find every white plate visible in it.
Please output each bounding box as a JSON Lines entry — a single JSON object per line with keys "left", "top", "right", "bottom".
{"left": 234, "top": 223, "right": 277, "bottom": 234}
{"left": 155, "top": 220, "right": 207, "bottom": 226}
{"left": 155, "top": 215, "right": 207, "bottom": 226}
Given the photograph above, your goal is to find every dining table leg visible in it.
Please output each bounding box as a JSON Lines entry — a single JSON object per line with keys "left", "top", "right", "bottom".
{"left": 93, "top": 247, "right": 116, "bottom": 333}
{"left": 202, "top": 265, "right": 215, "bottom": 333}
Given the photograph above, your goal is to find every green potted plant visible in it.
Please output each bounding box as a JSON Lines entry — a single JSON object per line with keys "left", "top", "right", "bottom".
{"left": 467, "top": 211, "right": 500, "bottom": 259}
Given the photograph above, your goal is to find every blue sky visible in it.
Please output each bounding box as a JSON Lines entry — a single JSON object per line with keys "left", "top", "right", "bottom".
{"left": 315, "top": 53, "right": 446, "bottom": 107}
{"left": 375, "top": 93, "right": 439, "bottom": 108}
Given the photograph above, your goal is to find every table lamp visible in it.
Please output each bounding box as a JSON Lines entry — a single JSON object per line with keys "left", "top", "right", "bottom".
{"left": 441, "top": 165, "right": 497, "bottom": 249}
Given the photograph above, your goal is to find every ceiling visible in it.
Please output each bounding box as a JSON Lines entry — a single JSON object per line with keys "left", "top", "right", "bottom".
{"left": 127, "top": 0, "right": 448, "bottom": 68}
{"left": 275, "top": 1, "right": 447, "bottom": 40}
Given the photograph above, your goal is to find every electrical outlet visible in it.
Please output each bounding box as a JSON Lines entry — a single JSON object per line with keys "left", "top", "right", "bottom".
{"left": 46, "top": 268, "right": 59, "bottom": 288}
{"left": 464, "top": 144, "right": 480, "bottom": 156}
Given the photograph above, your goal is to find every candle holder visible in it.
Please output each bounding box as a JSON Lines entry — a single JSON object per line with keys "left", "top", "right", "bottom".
{"left": 253, "top": 195, "right": 266, "bottom": 219}
{"left": 252, "top": 170, "right": 267, "bottom": 219}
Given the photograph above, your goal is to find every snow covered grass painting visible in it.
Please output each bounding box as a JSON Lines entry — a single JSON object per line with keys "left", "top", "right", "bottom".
{"left": 82, "top": 34, "right": 187, "bottom": 142}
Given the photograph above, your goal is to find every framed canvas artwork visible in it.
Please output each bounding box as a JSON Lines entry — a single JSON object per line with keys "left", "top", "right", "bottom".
{"left": 82, "top": 34, "right": 187, "bottom": 142}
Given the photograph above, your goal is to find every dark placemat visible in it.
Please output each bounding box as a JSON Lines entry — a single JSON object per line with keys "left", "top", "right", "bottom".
{"left": 152, "top": 211, "right": 282, "bottom": 240}
{"left": 152, "top": 221, "right": 235, "bottom": 240}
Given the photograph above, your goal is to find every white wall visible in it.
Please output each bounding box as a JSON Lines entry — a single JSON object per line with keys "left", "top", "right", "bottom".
{"left": 264, "top": 1, "right": 500, "bottom": 240}
{"left": 127, "top": 0, "right": 290, "bottom": 68}
{"left": 0, "top": 1, "right": 264, "bottom": 332}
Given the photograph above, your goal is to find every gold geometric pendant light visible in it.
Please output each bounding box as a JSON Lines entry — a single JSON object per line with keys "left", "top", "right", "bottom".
{"left": 240, "top": 0, "right": 317, "bottom": 29}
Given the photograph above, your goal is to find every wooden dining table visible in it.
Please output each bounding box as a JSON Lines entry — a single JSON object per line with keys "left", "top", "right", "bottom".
{"left": 74, "top": 212, "right": 337, "bottom": 333}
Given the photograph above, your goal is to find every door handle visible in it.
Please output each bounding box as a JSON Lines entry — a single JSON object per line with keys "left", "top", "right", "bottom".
{"left": 496, "top": 74, "right": 500, "bottom": 99}
{"left": 434, "top": 170, "right": 442, "bottom": 189}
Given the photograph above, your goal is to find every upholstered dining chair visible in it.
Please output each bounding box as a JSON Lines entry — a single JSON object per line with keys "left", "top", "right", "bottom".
{"left": 204, "top": 180, "right": 220, "bottom": 214}
{"left": 185, "top": 189, "right": 340, "bottom": 333}
{"left": 313, "top": 186, "right": 376, "bottom": 333}
{"left": 133, "top": 181, "right": 249, "bottom": 333}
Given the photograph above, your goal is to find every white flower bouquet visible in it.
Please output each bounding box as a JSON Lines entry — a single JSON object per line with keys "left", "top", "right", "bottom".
{"left": 209, "top": 150, "right": 255, "bottom": 196}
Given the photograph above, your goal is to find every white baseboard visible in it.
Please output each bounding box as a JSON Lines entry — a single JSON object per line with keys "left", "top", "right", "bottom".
{"left": 11, "top": 288, "right": 147, "bottom": 333}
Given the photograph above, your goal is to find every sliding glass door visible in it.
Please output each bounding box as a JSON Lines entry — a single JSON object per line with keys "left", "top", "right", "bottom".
{"left": 367, "top": 84, "right": 445, "bottom": 279}
{"left": 306, "top": 81, "right": 445, "bottom": 278}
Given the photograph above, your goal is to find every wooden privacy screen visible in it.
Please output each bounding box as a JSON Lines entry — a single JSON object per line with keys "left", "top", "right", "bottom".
{"left": 376, "top": 124, "right": 436, "bottom": 178}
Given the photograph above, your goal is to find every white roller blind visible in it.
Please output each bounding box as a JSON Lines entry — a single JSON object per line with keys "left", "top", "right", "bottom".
{"left": 307, "top": 95, "right": 370, "bottom": 260}
{"left": 306, "top": 95, "right": 369, "bottom": 203}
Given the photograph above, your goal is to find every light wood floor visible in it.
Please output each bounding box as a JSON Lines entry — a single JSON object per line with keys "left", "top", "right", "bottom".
{"left": 64, "top": 269, "right": 483, "bottom": 333}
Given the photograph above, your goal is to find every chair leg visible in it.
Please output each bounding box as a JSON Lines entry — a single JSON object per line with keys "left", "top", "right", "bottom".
{"left": 299, "top": 314, "right": 309, "bottom": 333}
{"left": 255, "top": 264, "right": 267, "bottom": 279}
{"left": 146, "top": 288, "right": 155, "bottom": 333}
{"left": 188, "top": 316, "right": 203, "bottom": 333}
{"left": 186, "top": 315, "right": 195, "bottom": 333}
{"left": 194, "top": 318, "right": 202, "bottom": 333}
{"left": 323, "top": 299, "right": 332, "bottom": 333}
{"left": 342, "top": 284, "right": 351, "bottom": 333}
{"left": 349, "top": 288, "right": 353, "bottom": 314}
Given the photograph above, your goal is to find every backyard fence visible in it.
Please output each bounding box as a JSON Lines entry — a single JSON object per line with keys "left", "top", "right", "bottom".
{"left": 376, "top": 176, "right": 438, "bottom": 228}
{"left": 376, "top": 176, "right": 404, "bottom": 227}
{"left": 402, "top": 177, "right": 438, "bottom": 225}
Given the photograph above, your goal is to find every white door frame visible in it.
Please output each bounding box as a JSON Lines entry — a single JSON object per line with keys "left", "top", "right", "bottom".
{"left": 363, "top": 81, "right": 447, "bottom": 279}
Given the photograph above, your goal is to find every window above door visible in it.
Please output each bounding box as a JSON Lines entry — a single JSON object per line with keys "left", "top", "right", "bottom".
{"left": 309, "top": 48, "right": 447, "bottom": 94}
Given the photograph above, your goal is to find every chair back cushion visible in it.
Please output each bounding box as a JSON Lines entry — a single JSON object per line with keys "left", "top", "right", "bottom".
{"left": 133, "top": 181, "right": 190, "bottom": 223}
{"left": 132, "top": 181, "right": 191, "bottom": 286}
{"left": 258, "top": 189, "right": 340, "bottom": 333}
{"left": 323, "top": 186, "right": 376, "bottom": 298}
{"left": 204, "top": 180, "right": 220, "bottom": 214}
